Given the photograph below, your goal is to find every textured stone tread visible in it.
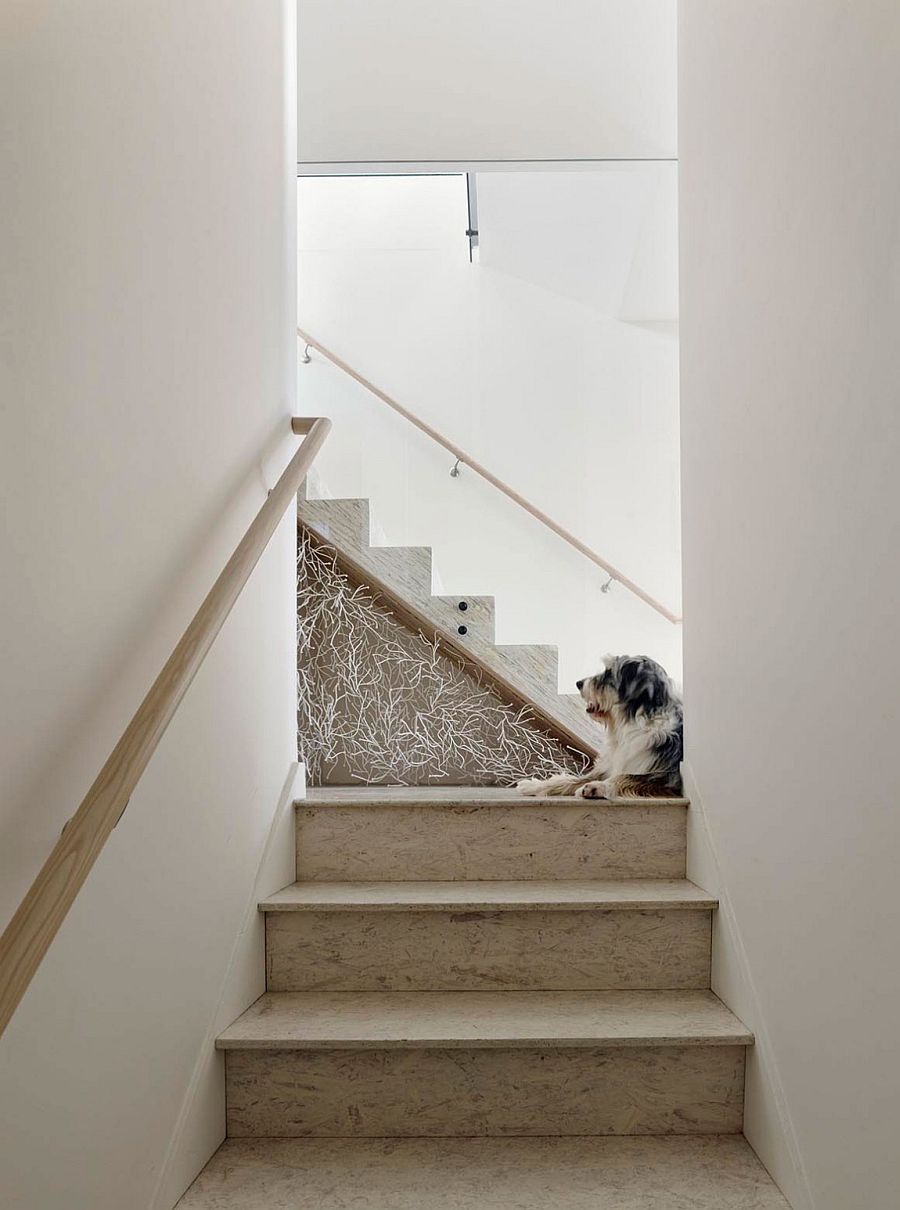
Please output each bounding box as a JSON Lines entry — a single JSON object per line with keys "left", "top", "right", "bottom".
{"left": 260, "top": 878, "right": 716, "bottom": 912}
{"left": 305, "top": 785, "right": 688, "bottom": 807}
{"left": 216, "top": 989, "right": 752, "bottom": 1050}
{"left": 176, "top": 1136, "right": 790, "bottom": 1208}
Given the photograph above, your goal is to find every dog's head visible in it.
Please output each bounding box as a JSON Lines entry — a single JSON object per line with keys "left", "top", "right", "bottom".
{"left": 577, "top": 655, "right": 673, "bottom": 721}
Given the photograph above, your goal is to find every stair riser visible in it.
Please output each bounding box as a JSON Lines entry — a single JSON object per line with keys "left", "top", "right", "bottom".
{"left": 298, "top": 500, "right": 369, "bottom": 550}
{"left": 225, "top": 1045, "right": 745, "bottom": 1138}
{"left": 432, "top": 596, "right": 495, "bottom": 644}
{"left": 265, "top": 909, "right": 712, "bottom": 992}
{"left": 301, "top": 508, "right": 433, "bottom": 600}
{"left": 295, "top": 802, "right": 687, "bottom": 881}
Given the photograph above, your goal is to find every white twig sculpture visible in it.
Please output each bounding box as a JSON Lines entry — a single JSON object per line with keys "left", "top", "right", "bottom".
{"left": 297, "top": 533, "right": 587, "bottom": 786}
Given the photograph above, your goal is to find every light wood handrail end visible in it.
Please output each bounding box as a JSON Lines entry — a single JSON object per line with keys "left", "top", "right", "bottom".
{"left": 292, "top": 416, "right": 328, "bottom": 436}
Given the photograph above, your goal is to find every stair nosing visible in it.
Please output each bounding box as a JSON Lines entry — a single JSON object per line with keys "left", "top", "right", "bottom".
{"left": 259, "top": 879, "right": 716, "bottom": 913}
{"left": 216, "top": 990, "right": 753, "bottom": 1052}
{"left": 298, "top": 791, "right": 689, "bottom": 810}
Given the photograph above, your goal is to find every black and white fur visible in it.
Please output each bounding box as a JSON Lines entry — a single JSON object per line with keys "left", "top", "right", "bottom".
{"left": 518, "top": 654, "right": 683, "bottom": 799}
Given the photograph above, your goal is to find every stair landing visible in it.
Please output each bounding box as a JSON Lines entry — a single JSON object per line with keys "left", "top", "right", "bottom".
{"left": 176, "top": 1135, "right": 790, "bottom": 1208}
{"left": 301, "top": 785, "right": 688, "bottom": 805}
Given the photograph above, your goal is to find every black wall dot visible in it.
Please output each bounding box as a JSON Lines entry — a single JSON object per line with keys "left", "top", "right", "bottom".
{"left": 458, "top": 600, "right": 468, "bottom": 611}
{"left": 457, "top": 625, "right": 468, "bottom": 635}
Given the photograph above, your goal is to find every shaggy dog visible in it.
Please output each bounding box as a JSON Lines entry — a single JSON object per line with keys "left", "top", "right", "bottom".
{"left": 518, "top": 654, "right": 683, "bottom": 799}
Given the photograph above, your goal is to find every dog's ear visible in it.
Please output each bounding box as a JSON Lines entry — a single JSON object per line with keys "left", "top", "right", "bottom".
{"left": 617, "top": 657, "right": 669, "bottom": 717}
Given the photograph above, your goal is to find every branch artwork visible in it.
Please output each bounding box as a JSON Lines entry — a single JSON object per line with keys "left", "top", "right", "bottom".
{"left": 297, "top": 532, "right": 588, "bottom": 786}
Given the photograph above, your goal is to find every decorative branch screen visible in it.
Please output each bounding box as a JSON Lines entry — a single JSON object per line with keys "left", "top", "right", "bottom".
{"left": 297, "top": 533, "right": 587, "bottom": 786}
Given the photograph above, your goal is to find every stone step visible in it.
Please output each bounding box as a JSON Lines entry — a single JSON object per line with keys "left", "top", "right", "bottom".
{"left": 262, "top": 880, "right": 715, "bottom": 992}
{"left": 176, "top": 1136, "right": 791, "bottom": 1209}
{"left": 494, "top": 642, "right": 560, "bottom": 687}
{"left": 296, "top": 787, "right": 688, "bottom": 882}
{"left": 260, "top": 878, "right": 716, "bottom": 912}
{"left": 217, "top": 989, "right": 751, "bottom": 1051}
{"left": 218, "top": 989, "right": 750, "bottom": 1138}
{"left": 361, "top": 543, "right": 434, "bottom": 602}
{"left": 298, "top": 496, "right": 370, "bottom": 549}
{"left": 431, "top": 593, "right": 495, "bottom": 643}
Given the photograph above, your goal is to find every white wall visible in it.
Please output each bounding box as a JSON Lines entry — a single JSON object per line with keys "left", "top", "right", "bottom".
{"left": 298, "top": 172, "right": 682, "bottom": 687}
{"left": 679, "top": 4, "right": 900, "bottom": 1208}
{"left": 298, "top": 0, "right": 676, "bottom": 165}
{"left": 0, "top": 4, "right": 297, "bottom": 1208}
{"left": 478, "top": 169, "right": 678, "bottom": 322}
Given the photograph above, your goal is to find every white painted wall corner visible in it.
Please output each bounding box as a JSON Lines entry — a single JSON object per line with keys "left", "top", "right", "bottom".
{"left": 291, "top": 760, "right": 308, "bottom": 802}
{"left": 149, "top": 761, "right": 301, "bottom": 1210}
{"left": 683, "top": 762, "right": 813, "bottom": 1210}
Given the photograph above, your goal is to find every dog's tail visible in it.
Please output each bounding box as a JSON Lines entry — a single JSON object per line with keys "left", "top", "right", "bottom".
{"left": 612, "top": 771, "right": 683, "bottom": 799}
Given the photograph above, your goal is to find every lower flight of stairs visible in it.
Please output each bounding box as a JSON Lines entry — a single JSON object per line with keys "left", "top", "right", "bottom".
{"left": 177, "top": 787, "right": 790, "bottom": 1208}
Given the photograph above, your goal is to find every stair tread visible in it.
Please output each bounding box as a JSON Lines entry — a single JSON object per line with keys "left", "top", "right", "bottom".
{"left": 176, "top": 1136, "right": 790, "bottom": 1209}
{"left": 260, "top": 878, "right": 715, "bottom": 912}
{"left": 217, "top": 989, "right": 751, "bottom": 1050}
{"left": 303, "top": 786, "right": 689, "bottom": 808}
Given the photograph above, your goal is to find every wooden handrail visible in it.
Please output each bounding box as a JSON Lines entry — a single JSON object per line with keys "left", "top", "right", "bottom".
{"left": 0, "top": 417, "right": 331, "bottom": 1039}
{"left": 297, "top": 328, "right": 681, "bottom": 625}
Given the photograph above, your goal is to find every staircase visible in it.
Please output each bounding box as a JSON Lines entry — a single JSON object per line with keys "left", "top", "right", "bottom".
{"left": 175, "top": 503, "right": 790, "bottom": 1207}
{"left": 178, "top": 788, "right": 790, "bottom": 1205}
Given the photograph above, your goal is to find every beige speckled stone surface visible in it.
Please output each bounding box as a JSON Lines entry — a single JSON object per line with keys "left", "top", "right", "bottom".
{"left": 298, "top": 497, "right": 369, "bottom": 550}
{"left": 431, "top": 593, "right": 496, "bottom": 643}
{"left": 296, "top": 792, "right": 687, "bottom": 882}
{"left": 260, "top": 878, "right": 715, "bottom": 911}
{"left": 305, "top": 787, "right": 689, "bottom": 805}
{"left": 265, "top": 907, "right": 712, "bottom": 991}
{"left": 216, "top": 990, "right": 751, "bottom": 1049}
{"left": 224, "top": 1044, "right": 745, "bottom": 1137}
{"left": 353, "top": 542, "right": 435, "bottom": 603}
{"left": 176, "top": 1136, "right": 791, "bottom": 1209}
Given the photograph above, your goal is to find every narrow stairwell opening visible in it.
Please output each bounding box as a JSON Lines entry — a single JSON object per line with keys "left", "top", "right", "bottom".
{"left": 178, "top": 152, "right": 783, "bottom": 1210}
{"left": 177, "top": 514, "right": 786, "bottom": 1209}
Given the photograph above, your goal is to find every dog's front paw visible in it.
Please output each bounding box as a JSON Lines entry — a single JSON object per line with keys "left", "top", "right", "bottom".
{"left": 576, "top": 779, "right": 611, "bottom": 800}
{"left": 516, "top": 778, "right": 546, "bottom": 796}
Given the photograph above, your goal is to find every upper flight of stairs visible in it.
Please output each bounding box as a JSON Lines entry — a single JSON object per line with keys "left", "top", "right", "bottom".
{"left": 297, "top": 489, "right": 601, "bottom": 755}
{"left": 177, "top": 786, "right": 790, "bottom": 1208}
